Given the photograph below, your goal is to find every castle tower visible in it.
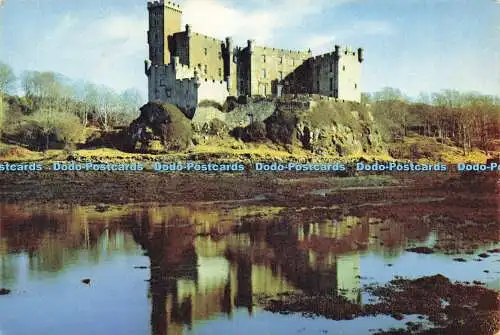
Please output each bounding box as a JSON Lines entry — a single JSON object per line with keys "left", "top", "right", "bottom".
{"left": 147, "top": 0, "right": 183, "bottom": 65}
{"left": 334, "top": 44, "right": 363, "bottom": 102}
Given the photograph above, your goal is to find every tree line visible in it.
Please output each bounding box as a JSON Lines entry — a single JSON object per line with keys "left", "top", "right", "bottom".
{"left": 363, "top": 87, "right": 500, "bottom": 153}
{"left": 0, "top": 60, "right": 498, "bottom": 153}
{"left": 0, "top": 61, "right": 143, "bottom": 150}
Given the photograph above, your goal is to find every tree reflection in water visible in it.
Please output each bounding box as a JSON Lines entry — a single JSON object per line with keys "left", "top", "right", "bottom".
{"left": 0, "top": 202, "right": 439, "bottom": 335}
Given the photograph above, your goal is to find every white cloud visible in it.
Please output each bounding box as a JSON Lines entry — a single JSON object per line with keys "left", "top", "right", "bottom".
{"left": 11, "top": 0, "right": 366, "bottom": 95}
{"left": 30, "top": 13, "right": 147, "bottom": 94}
{"left": 182, "top": 0, "right": 278, "bottom": 44}
{"left": 181, "top": 0, "right": 350, "bottom": 45}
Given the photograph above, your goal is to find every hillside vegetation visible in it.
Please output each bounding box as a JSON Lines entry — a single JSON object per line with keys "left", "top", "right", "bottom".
{"left": 0, "top": 60, "right": 499, "bottom": 163}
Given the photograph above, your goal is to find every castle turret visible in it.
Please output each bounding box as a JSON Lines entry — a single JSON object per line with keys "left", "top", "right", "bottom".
{"left": 147, "top": 0, "right": 183, "bottom": 66}
{"left": 334, "top": 45, "right": 341, "bottom": 58}
{"left": 358, "top": 48, "right": 364, "bottom": 63}
{"left": 247, "top": 39, "right": 255, "bottom": 54}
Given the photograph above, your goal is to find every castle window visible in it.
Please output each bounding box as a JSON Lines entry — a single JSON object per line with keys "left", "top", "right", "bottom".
{"left": 354, "top": 83, "right": 358, "bottom": 89}
{"left": 262, "top": 55, "right": 266, "bottom": 63}
{"left": 204, "top": 65, "right": 208, "bottom": 74}
{"left": 329, "top": 78, "right": 333, "bottom": 91}
{"left": 280, "top": 56, "right": 283, "bottom": 64}
{"left": 204, "top": 48, "right": 208, "bottom": 56}
{"left": 262, "top": 69, "right": 267, "bottom": 78}
{"left": 330, "top": 63, "right": 333, "bottom": 72}
{"left": 342, "top": 65, "right": 346, "bottom": 71}
{"left": 316, "top": 81, "right": 320, "bottom": 90}
{"left": 218, "top": 68, "right": 222, "bottom": 77}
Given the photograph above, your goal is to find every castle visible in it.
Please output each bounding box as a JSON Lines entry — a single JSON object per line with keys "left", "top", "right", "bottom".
{"left": 145, "top": 0, "right": 364, "bottom": 118}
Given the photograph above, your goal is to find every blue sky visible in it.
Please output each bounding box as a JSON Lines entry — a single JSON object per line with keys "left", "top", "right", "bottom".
{"left": 0, "top": 0, "right": 498, "bottom": 100}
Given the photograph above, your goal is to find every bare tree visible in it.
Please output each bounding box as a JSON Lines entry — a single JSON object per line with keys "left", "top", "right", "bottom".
{"left": 0, "top": 62, "right": 16, "bottom": 94}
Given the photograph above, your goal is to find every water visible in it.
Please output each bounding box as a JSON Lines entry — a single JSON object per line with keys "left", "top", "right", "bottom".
{"left": 0, "top": 202, "right": 498, "bottom": 335}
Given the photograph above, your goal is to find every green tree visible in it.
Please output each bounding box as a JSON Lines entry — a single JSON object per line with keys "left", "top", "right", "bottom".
{"left": 24, "top": 110, "right": 84, "bottom": 150}
{"left": 0, "top": 62, "right": 16, "bottom": 94}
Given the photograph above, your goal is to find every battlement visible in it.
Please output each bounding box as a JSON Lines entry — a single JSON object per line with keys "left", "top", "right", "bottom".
{"left": 191, "top": 31, "right": 224, "bottom": 43}
{"left": 146, "top": 1, "right": 363, "bottom": 103}
{"left": 250, "top": 42, "right": 311, "bottom": 56}
{"left": 147, "top": 0, "right": 182, "bottom": 12}
{"left": 310, "top": 44, "right": 363, "bottom": 60}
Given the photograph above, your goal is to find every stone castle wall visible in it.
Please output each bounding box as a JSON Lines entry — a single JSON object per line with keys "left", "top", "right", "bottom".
{"left": 242, "top": 41, "right": 312, "bottom": 97}
{"left": 147, "top": 58, "right": 229, "bottom": 119}
{"left": 146, "top": 0, "right": 364, "bottom": 121}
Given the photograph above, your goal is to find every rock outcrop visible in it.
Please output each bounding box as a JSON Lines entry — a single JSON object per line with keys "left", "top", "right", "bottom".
{"left": 127, "top": 102, "right": 192, "bottom": 152}
{"left": 264, "top": 99, "right": 386, "bottom": 156}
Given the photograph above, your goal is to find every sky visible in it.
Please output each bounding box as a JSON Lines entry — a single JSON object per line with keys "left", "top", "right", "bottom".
{"left": 0, "top": 0, "right": 499, "bottom": 100}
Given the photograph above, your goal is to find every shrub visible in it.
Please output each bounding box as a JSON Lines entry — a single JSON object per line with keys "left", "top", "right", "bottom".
{"left": 223, "top": 96, "right": 238, "bottom": 112}
{"left": 208, "top": 118, "right": 228, "bottom": 135}
{"left": 230, "top": 121, "right": 267, "bottom": 142}
{"left": 265, "top": 109, "right": 297, "bottom": 145}
{"left": 198, "top": 99, "right": 223, "bottom": 111}
{"left": 246, "top": 121, "right": 267, "bottom": 142}
{"left": 16, "top": 110, "right": 84, "bottom": 150}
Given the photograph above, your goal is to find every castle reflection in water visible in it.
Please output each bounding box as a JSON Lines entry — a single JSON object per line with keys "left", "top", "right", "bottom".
{"left": 0, "top": 203, "right": 430, "bottom": 334}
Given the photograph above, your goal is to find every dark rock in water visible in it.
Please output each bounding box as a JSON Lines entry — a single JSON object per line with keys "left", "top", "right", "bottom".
{"left": 81, "top": 278, "right": 91, "bottom": 285}
{"left": 386, "top": 264, "right": 393, "bottom": 267}
{"left": 405, "top": 246, "right": 434, "bottom": 254}
{"left": 487, "top": 248, "right": 500, "bottom": 253}
{"left": 0, "top": 288, "right": 11, "bottom": 295}
{"left": 391, "top": 312, "right": 404, "bottom": 320}
{"left": 478, "top": 253, "right": 490, "bottom": 258}
{"left": 134, "top": 266, "right": 148, "bottom": 269}
{"left": 453, "top": 258, "right": 467, "bottom": 262}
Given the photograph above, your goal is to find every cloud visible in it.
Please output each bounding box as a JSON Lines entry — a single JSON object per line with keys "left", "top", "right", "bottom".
{"left": 182, "top": 0, "right": 278, "bottom": 44}
{"left": 30, "top": 12, "right": 147, "bottom": 93}
{"left": 6, "top": 0, "right": 363, "bottom": 95}
{"left": 181, "top": 0, "right": 352, "bottom": 45}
